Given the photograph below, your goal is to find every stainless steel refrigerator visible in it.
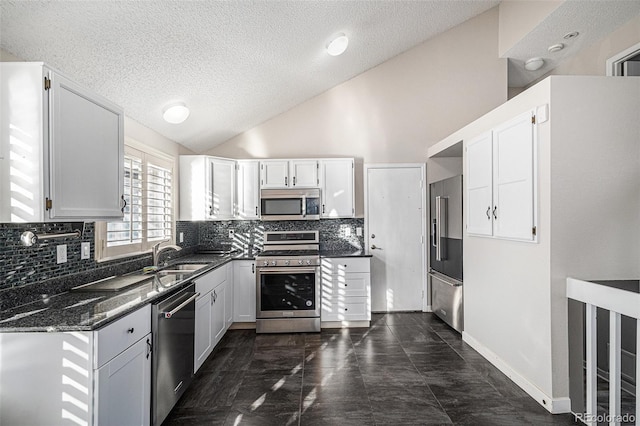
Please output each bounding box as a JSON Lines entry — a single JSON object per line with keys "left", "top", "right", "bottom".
{"left": 429, "top": 175, "right": 463, "bottom": 333}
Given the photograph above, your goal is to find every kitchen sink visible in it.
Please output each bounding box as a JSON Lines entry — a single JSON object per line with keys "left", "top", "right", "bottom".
{"left": 160, "top": 263, "right": 209, "bottom": 273}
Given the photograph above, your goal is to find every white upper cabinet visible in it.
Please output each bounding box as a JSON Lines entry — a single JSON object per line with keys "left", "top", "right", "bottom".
{"left": 236, "top": 160, "right": 260, "bottom": 219}
{"left": 466, "top": 132, "right": 493, "bottom": 236}
{"left": 320, "top": 159, "right": 355, "bottom": 218}
{"left": 260, "top": 159, "right": 319, "bottom": 189}
{"left": 466, "top": 110, "right": 537, "bottom": 242}
{"left": 180, "top": 156, "right": 235, "bottom": 220}
{"left": 0, "top": 62, "right": 124, "bottom": 222}
{"left": 210, "top": 157, "right": 235, "bottom": 220}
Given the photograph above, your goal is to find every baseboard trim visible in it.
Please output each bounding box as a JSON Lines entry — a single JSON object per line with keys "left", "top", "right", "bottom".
{"left": 229, "top": 322, "right": 256, "bottom": 330}
{"left": 321, "top": 320, "right": 370, "bottom": 329}
{"left": 462, "top": 331, "right": 571, "bottom": 414}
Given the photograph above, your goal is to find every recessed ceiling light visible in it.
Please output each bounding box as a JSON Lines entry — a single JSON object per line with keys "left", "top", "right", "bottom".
{"left": 326, "top": 34, "right": 349, "bottom": 56}
{"left": 524, "top": 57, "right": 545, "bottom": 71}
{"left": 163, "top": 103, "right": 190, "bottom": 124}
{"left": 548, "top": 43, "right": 564, "bottom": 53}
{"left": 563, "top": 31, "right": 579, "bottom": 40}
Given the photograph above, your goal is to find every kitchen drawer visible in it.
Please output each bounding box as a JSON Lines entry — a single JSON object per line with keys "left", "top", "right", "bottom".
{"left": 322, "top": 272, "right": 370, "bottom": 298}
{"left": 195, "top": 265, "right": 227, "bottom": 296}
{"left": 322, "top": 257, "right": 370, "bottom": 274}
{"left": 94, "top": 304, "right": 151, "bottom": 368}
{"left": 321, "top": 297, "right": 369, "bottom": 322}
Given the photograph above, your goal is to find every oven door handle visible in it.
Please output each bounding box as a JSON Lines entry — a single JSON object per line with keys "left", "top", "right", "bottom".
{"left": 256, "top": 267, "right": 318, "bottom": 274}
{"left": 163, "top": 292, "right": 199, "bottom": 319}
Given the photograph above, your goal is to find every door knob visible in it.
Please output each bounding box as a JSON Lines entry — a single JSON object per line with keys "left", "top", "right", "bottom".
{"left": 371, "top": 234, "right": 375, "bottom": 239}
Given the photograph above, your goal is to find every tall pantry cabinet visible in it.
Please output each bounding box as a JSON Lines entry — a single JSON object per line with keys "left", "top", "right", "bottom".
{"left": 0, "top": 62, "right": 124, "bottom": 222}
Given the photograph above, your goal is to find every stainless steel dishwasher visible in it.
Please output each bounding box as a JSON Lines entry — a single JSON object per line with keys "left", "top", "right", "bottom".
{"left": 151, "top": 283, "right": 199, "bottom": 426}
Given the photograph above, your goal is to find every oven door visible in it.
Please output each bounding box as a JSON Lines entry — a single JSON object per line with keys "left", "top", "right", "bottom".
{"left": 256, "top": 267, "right": 320, "bottom": 318}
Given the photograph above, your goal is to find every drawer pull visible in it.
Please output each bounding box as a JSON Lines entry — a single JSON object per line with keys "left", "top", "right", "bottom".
{"left": 127, "top": 328, "right": 135, "bottom": 333}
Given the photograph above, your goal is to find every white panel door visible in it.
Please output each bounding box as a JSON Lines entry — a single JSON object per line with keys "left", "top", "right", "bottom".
{"left": 493, "top": 110, "right": 535, "bottom": 241}
{"left": 466, "top": 131, "right": 493, "bottom": 236}
{"left": 365, "top": 164, "right": 426, "bottom": 312}
{"left": 236, "top": 160, "right": 260, "bottom": 219}
{"left": 321, "top": 159, "right": 354, "bottom": 218}
{"left": 233, "top": 260, "right": 256, "bottom": 322}
{"left": 49, "top": 70, "right": 124, "bottom": 220}
{"left": 290, "top": 160, "right": 318, "bottom": 188}
{"left": 96, "top": 335, "right": 151, "bottom": 426}
{"left": 260, "top": 161, "right": 289, "bottom": 188}
{"left": 212, "top": 283, "right": 226, "bottom": 344}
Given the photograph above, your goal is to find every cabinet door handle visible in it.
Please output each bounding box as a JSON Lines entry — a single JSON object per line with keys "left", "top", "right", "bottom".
{"left": 322, "top": 204, "right": 325, "bottom": 214}
{"left": 127, "top": 327, "right": 134, "bottom": 333}
{"left": 252, "top": 264, "right": 255, "bottom": 274}
{"left": 486, "top": 206, "right": 491, "bottom": 220}
{"left": 120, "top": 195, "right": 127, "bottom": 213}
{"left": 285, "top": 176, "right": 288, "bottom": 186}
{"left": 492, "top": 206, "right": 498, "bottom": 219}
{"left": 293, "top": 176, "right": 296, "bottom": 186}
{"left": 146, "top": 338, "right": 152, "bottom": 359}
{"left": 211, "top": 292, "right": 214, "bottom": 305}
{"left": 255, "top": 206, "right": 258, "bottom": 215}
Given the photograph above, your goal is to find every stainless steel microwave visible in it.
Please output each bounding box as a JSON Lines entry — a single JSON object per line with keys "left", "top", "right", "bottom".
{"left": 260, "top": 188, "right": 321, "bottom": 221}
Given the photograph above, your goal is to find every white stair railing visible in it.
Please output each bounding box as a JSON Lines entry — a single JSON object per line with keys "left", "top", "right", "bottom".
{"left": 567, "top": 278, "right": 640, "bottom": 426}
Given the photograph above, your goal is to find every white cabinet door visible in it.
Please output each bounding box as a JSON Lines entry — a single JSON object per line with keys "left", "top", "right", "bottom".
{"left": 224, "top": 264, "right": 234, "bottom": 329}
{"left": 179, "top": 156, "right": 211, "bottom": 221}
{"left": 493, "top": 111, "right": 535, "bottom": 241}
{"left": 96, "top": 334, "right": 151, "bottom": 426}
{"left": 210, "top": 158, "right": 235, "bottom": 219}
{"left": 290, "top": 160, "right": 318, "bottom": 188}
{"left": 465, "top": 111, "right": 536, "bottom": 242}
{"left": 320, "top": 159, "right": 354, "bottom": 218}
{"left": 260, "top": 161, "right": 289, "bottom": 188}
{"left": 233, "top": 260, "right": 256, "bottom": 322}
{"left": 236, "top": 160, "right": 260, "bottom": 219}
{"left": 466, "top": 132, "right": 493, "bottom": 236}
{"left": 211, "top": 283, "right": 226, "bottom": 344}
{"left": 49, "top": 71, "right": 124, "bottom": 220}
{"left": 194, "top": 293, "right": 213, "bottom": 372}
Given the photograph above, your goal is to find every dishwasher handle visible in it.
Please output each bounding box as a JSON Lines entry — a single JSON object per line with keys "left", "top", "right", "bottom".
{"left": 163, "top": 292, "right": 199, "bottom": 319}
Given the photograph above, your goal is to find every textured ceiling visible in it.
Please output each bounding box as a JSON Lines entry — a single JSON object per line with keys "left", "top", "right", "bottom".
{"left": 3, "top": 1, "right": 638, "bottom": 153}
{"left": 0, "top": 0, "right": 499, "bottom": 153}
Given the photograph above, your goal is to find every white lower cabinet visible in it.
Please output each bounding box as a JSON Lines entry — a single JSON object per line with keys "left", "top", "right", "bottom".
{"left": 0, "top": 305, "right": 151, "bottom": 426}
{"left": 96, "top": 335, "right": 151, "bottom": 426}
{"left": 194, "top": 264, "right": 233, "bottom": 373}
{"left": 233, "top": 260, "right": 256, "bottom": 322}
{"left": 321, "top": 257, "right": 371, "bottom": 325}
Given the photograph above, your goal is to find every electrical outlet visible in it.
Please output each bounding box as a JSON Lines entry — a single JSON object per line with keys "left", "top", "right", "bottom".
{"left": 344, "top": 227, "right": 352, "bottom": 237}
{"left": 56, "top": 244, "right": 67, "bottom": 264}
{"left": 179, "top": 232, "right": 184, "bottom": 243}
{"left": 228, "top": 229, "right": 235, "bottom": 239}
{"left": 356, "top": 227, "right": 363, "bottom": 237}
{"left": 81, "top": 242, "right": 90, "bottom": 260}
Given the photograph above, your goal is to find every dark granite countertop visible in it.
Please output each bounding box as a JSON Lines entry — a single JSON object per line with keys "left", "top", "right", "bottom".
{"left": 0, "top": 252, "right": 253, "bottom": 333}
{"left": 320, "top": 249, "right": 372, "bottom": 257}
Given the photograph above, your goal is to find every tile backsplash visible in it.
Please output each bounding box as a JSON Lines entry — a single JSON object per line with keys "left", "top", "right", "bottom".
{"left": 0, "top": 218, "right": 364, "bottom": 307}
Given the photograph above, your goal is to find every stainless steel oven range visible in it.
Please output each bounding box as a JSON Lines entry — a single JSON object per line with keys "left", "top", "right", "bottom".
{"left": 255, "top": 230, "right": 321, "bottom": 333}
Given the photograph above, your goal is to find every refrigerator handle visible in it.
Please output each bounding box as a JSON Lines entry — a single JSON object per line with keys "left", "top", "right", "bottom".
{"left": 435, "top": 196, "right": 447, "bottom": 261}
{"left": 431, "top": 219, "right": 437, "bottom": 248}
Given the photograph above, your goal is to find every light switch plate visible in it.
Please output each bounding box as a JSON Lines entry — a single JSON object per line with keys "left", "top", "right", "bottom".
{"left": 228, "top": 229, "right": 235, "bottom": 239}
{"left": 179, "top": 232, "right": 184, "bottom": 243}
{"left": 356, "top": 227, "right": 363, "bottom": 237}
{"left": 81, "top": 242, "right": 90, "bottom": 260}
{"left": 344, "top": 227, "right": 352, "bottom": 237}
{"left": 57, "top": 245, "right": 67, "bottom": 264}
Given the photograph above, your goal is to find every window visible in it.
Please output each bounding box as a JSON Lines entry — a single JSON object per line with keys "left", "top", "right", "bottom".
{"left": 95, "top": 144, "right": 174, "bottom": 260}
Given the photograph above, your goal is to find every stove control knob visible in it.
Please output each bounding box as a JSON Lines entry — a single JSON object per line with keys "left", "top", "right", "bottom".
{"left": 306, "top": 259, "right": 311, "bottom": 265}
{"left": 271, "top": 260, "right": 277, "bottom": 266}
{"left": 284, "top": 260, "right": 290, "bottom": 266}
{"left": 298, "top": 260, "right": 304, "bottom": 265}
{"left": 263, "top": 260, "right": 269, "bottom": 266}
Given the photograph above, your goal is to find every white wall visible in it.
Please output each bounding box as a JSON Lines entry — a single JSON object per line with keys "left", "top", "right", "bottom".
{"left": 498, "top": 0, "right": 562, "bottom": 57}
{"left": 206, "top": 8, "right": 507, "bottom": 216}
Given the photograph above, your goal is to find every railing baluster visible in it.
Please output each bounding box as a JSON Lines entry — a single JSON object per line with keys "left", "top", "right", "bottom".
{"left": 586, "top": 303, "right": 598, "bottom": 426}
{"left": 609, "top": 311, "right": 621, "bottom": 426}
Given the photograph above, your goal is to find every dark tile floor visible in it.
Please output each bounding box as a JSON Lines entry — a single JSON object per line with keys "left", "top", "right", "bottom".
{"left": 165, "top": 312, "right": 582, "bottom": 425}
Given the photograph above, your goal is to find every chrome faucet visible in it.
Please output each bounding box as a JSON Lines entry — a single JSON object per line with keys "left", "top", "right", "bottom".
{"left": 152, "top": 240, "right": 182, "bottom": 267}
